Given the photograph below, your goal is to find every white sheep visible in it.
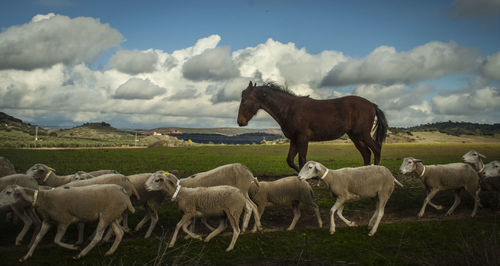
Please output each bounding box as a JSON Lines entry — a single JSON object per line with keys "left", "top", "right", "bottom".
{"left": 123, "top": 173, "right": 167, "bottom": 238}
{"left": 462, "top": 150, "right": 487, "bottom": 173}
{"left": 0, "top": 184, "right": 135, "bottom": 261}
{"left": 145, "top": 171, "right": 247, "bottom": 251}
{"left": 179, "top": 163, "right": 262, "bottom": 232}
{"left": 298, "top": 161, "right": 402, "bottom": 236}
{"left": 248, "top": 176, "right": 322, "bottom": 231}
{"left": 480, "top": 161, "right": 500, "bottom": 192}
{"left": 0, "top": 174, "right": 41, "bottom": 246}
{"left": 26, "top": 163, "right": 116, "bottom": 186}
{"left": 399, "top": 157, "right": 480, "bottom": 218}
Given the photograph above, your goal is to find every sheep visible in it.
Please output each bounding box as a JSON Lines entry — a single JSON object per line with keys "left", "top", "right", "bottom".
{"left": 298, "top": 161, "right": 403, "bottom": 236}
{"left": 0, "top": 174, "right": 41, "bottom": 246}
{"left": 399, "top": 157, "right": 480, "bottom": 218}
{"left": 0, "top": 156, "right": 16, "bottom": 177}
{"left": 145, "top": 171, "right": 247, "bottom": 251}
{"left": 248, "top": 176, "right": 322, "bottom": 231}
{"left": 63, "top": 173, "right": 140, "bottom": 244}
{"left": 70, "top": 170, "right": 117, "bottom": 182}
{"left": 480, "top": 161, "right": 500, "bottom": 193}
{"left": 462, "top": 150, "right": 487, "bottom": 173}
{"left": 26, "top": 163, "right": 116, "bottom": 186}
{"left": 179, "top": 163, "right": 262, "bottom": 232}
{"left": 0, "top": 184, "right": 135, "bottom": 261}
{"left": 122, "top": 173, "right": 167, "bottom": 238}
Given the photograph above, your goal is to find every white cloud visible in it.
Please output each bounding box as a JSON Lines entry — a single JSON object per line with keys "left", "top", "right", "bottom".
{"left": 182, "top": 46, "right": 240, "bottom": 81}
{"left": 0, "top": 13, "right": 123, "bottom": 70}
{"left": 108, "top": 49, "right": 159, "bottom": 74}
{"left": 432, "top": 86, "right": 500, "bottom": 115}
{"left": 481, "top": 51, "right": 500, "bottom": 80}
{"left": 321, "top": 41, "right": 482, "bottom": 87}
{"left": 0, "top": 15, "right": 499, "bottom": 129}
{"left": 113, "top": 78, "right": 166, "bottom": 100}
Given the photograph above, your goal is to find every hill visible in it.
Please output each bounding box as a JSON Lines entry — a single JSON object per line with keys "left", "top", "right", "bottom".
{"left": 390, "top": 121, "right": 500, "bottom": 136}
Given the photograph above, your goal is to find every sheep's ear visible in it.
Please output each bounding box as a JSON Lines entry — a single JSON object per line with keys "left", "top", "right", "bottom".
{"left": 478, "top": 153, "right": 486, "bottom": 159}
{"left": 315, "top": 162, "right": 322, "bottom": 171}
{"left": 413, "top": 159, "right": 423, "bottom": 163}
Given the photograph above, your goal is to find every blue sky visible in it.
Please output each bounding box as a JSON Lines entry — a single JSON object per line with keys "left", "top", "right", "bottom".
{"left": 0, "top": 0, "right": 499, "bottom": 129}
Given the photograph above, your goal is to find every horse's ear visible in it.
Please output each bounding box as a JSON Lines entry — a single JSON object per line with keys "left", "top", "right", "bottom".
{"left": 248, "top": 81, "right": 253, "bottom": 88}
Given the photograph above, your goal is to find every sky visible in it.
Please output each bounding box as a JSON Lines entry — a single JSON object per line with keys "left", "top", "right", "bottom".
{"left": 0, "top": 0, "right": 499, "bottom": 129}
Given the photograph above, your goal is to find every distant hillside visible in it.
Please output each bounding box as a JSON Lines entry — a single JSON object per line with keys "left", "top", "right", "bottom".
{"left": 139, "top": 127, "right": 283, "bottom": 136}
{"left": 56, "top": 122, "right": 134, "bottom": 139}
{"left": 0, "top": 112, "right": 47, "bottom": 135}
{"left": 391, "top": 121, "right": 500, "bottom": 136}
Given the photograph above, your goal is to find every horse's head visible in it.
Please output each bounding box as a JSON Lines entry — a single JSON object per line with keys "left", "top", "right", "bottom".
{"left": 237, "top": 81, "right": 261, "bottom": 127}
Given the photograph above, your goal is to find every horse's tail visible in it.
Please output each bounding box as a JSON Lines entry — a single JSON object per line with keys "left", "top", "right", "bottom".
{"left": 373, "top": 104, "right": 388, "bottom": 148}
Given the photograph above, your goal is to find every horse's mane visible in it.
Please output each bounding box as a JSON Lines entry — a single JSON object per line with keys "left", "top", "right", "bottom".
{"left": 258, "top": 81, "right": 297, "bottom": 97}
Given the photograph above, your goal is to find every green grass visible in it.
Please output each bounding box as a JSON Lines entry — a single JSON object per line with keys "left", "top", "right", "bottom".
{"left": 1, "top": 143, "right": 500, "bottom": 265}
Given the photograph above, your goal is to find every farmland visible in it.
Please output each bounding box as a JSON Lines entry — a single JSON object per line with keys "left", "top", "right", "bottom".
{"left": 0, "top": 143, "right": 500, "bottom": 265}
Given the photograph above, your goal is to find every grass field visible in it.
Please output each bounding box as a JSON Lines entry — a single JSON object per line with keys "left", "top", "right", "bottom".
{"left": 0, "top": 143, "right": 499, "bottom": 265}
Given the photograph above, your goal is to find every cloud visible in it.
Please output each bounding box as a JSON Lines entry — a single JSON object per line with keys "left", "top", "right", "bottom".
{"left": 113, "top": 78, "right": 166, "bottom": 100}
{"left": 182, "top": 46, "right": 240, "bottom": 81}
{"left": 168, "top": 86, "right": 200, "bottom": 100}
{"left": 320, "top": 41, "right": 482, "bottom": 87}
{"left": 352, "top": 84, "right": 435, "bottom": 111}
{"left": 481, "top": 51, "right": 500, "bottom": 80}
{"left": 432, "top": 86, "right": 500, "bottom": 115}
{"left": 108, "top": 49, "right": 159, "bottom": 74}
{"left": 451, "top": 0, "right": 500, "bottom": 18}
{"left": 0, "top": 13, "right": 123, "bottom": 70}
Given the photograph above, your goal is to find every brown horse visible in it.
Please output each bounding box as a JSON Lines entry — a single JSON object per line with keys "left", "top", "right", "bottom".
{"left": 237, "top": 81, "right": 388, "bottom": 172}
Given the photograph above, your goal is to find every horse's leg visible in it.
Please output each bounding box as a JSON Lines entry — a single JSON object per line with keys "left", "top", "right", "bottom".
{"left": 362, "top": 131, "right": 382, "bottom": 165}
{"left": 296, "top": 138, "right": 309, "bottom": 170}
{"left": 348, "top": 133, "right": 371, "bottom": 165}
{"left": 286, "top": 140, "right": 299, "bottom": 172}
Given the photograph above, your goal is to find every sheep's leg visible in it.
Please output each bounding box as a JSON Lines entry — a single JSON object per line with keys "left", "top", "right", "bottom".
{"left": 75, "top": 216, "right": 106, "bottom": 259}
{"left": 250, "top": 200, "right": 265, "bottom": 233}
{"left": 54, "top": 223, "right": 78, "bottom": 250}
{"left": 428, "top": 201, "right": 444, "bottom": 210}
{"left": 287, "top": 202, "right": 301, "bottom": 231}
{"left": 469, "top": 187, "right": 481, "bottom": 217}
{"left": 204, "top": 218, "right": 227, "bottom": 242}
{"left": 368, "top": 197, "right": 380, "bottom": 228}
{"left": 445, "top": 189, "right": 462, "bottom": 216}
{"left": 134, "top": 206, "right": 151, "bottom": 232}
{"left": 225, "top": 213, "right": 241, "bottom": 252}
{"left": 241, "top": 200, "right": 253, "bottom": 233}
{"left": 246, "top": 195, "right": 262, "bottom": 231}
{"left": 104, "top": 220, "right": 124, "bottom": 256}
{"left": 310, "top": 202, "right": 323, "bottom": 228}
{"left": 121, "top": 211, "right": 131, "bottom": 233}
{"left": 329, "top": 200, "right": 344, "bottom": 235}
{"left": 11, "top": 205, "right": 32, "bottom": 246}
{"left": 144, "top": 207, "right": 159, "bottom": 239}
{"left": 26, "top": 207, "right": 41, "bottom": 247}
{"left": 336, "top": 205, "right": 357, "bottom": 227}
{"left": 368, "top": 196, "right": 388, "bottom": 236}
{"left": 169, "top": 214, "right": 193, "bottom": 248}
{"left": 75, "top": 222, "right": 85, "bottom": 245}
{"left": 418, "top": 188, "right": 440, "bottom": 218}
{"left": 202, "top": 217, "right": 216, "bottom": 231}
{"left": 20, "top": 220, "right": 51, "bottom": 262}
{"left": 182, "top": 219, "right": 202, "bottom": 240}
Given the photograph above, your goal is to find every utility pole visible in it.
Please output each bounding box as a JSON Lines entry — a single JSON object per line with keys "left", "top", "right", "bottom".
{"left": 135, "top": 131, "right": 138, "bottom": 147}
{"left": 34, "top": 126, "right": 38, "bottom": 141}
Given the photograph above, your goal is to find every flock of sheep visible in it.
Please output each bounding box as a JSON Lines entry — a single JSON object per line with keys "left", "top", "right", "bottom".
{"left": 0, "top": 149, "right": 499, "bottom": 262}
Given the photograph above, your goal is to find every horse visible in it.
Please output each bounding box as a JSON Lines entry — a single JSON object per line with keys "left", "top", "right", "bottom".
{"left": 237, "top": 81, "right": 388, "bottom": 172}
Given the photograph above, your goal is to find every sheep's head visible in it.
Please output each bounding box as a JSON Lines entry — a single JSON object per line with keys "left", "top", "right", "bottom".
{"left": 481, "top": 161, "right": 500, "bottom": 179}
{"left": 461, "top": 150, "right": 486, "bottom": 165}
{"left": 144, "top": 170, "right": 179, "bottom": 195}
{"left": 399, "top": 157, "right": 422, "bottom": 175}
{"left": 26, "top": 163, "right": 53, "bottom": 184}
{"left": 71, "top": 171, "right": 94, "bottom": 182}
{"left": 0, "top": 185, "right": 22, "bottom": 209}
{"left": 298, "top": 161, "right": 326, "bottom": 181}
